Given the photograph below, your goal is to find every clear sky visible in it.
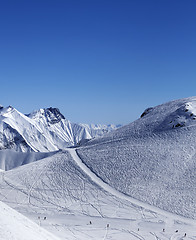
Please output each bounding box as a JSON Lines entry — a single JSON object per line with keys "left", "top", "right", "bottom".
{"left": 0, "top": 0, "right": 196, "bottom": 124}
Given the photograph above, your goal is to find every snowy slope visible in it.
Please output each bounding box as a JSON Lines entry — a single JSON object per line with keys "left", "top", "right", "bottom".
{"left": 0, "top": 106, "right": 120, "bottom": 154}
{"left": 0, "top": 149, "right": 58, "bottom": 171}
{"left": 1, "top": 97, "right": 196, "bottom": 239}
{"left": 77, "top": 96, "right": 196, "bottom": 219}
{"left": 0, "top": 106, "right": 58, "bottom": 152}
{"left": 0, "top": 200, "right": 60, "bottom": 240}
{"left": 0, "top": 149, "right": 195, "bottom": 240}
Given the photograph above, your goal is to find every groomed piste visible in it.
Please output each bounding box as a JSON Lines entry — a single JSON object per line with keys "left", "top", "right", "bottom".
{"left": 0, "top": 97, "right": 196, "bottom": 239}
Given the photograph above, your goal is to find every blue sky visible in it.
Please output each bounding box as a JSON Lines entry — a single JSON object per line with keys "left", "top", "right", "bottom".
{"left": 0, "top": 0, "right": 196, "bottom": 124}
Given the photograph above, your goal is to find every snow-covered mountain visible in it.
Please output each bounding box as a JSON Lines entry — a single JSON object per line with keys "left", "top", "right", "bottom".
{"left": 77, "top": 96, "right": 196, "bottom": 219}
{"left": 0, "top": 106, "right": 121, "bottom": 153}
{"left": 0, "top": 97, "right": 196, "bottom": 240}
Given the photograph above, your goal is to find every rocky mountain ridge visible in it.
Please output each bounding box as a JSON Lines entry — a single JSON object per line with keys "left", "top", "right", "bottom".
{"left": 0, "top": 106, "right": 121, "bottom": 152}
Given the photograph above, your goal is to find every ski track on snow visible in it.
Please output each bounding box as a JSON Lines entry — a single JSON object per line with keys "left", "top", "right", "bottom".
{"left": 68, "top": 148, "right": 196, "bottom": 227}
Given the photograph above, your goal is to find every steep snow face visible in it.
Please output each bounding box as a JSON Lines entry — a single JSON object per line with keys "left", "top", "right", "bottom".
{"left": 77, "top": 96, "right": 196, "bottom": 219}
{"left": 0, "top": 106, "right": 120, "bottom": 154}
{"left": 27, "top": 108, "right": 79, "bottom": 148}
{"left": 27, "top": 107, "right": 65, "bottom": 124}
{"left": 0, "top": 106, "right": 58, "bottom": 152}
{"left": 27, "top": 107, "right": 121, "bottom": 149}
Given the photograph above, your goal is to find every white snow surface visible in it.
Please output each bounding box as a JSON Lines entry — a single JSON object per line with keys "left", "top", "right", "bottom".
{"left": 0, "top": 149, "right": 195, "bottom": 239}
{"left": 0, "top": 200, "right": 60, "bottom": 240}
{"left": 0, "top": 149, "right": 58, "bottom": 171}
{"left": 0, "top": 106, "right": 120, "bottom": 154}
{"left": 68, "top": 148, "right": 196, "bottom": 225}
{"left": 77, "top": 96, "right": 196, "bottom": 219}
{"left": 0, "top": 97, "right": 196, "bottom": 239}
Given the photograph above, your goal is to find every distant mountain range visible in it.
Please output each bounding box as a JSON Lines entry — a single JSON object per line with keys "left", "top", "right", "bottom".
{"left": 0, "top": 106, "right": 121, "bottom": 152}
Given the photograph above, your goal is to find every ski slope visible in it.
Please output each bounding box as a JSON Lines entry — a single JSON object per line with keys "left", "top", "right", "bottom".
{"left": 68, "top": 148, "right": 196, "bottom": 226}
{"left": 0, "top": 96, "right": 196, "bottom": 239}
{"left": 0, "top": 149, "right": 195, "bottom": 240}
{"left": 0, "top": 200, "right": 61, "bottom": 240}
{"left": 77, "top": 96, "right": 196, "bottom": 219}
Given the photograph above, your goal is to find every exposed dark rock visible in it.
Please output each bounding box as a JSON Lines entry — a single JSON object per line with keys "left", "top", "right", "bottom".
{"left": 175, "top": 123, "right": 184, "bottom": 128}
{"left": 45, "top": 107, "right": 65, "bottom": 124}
{"left": 140, "top": 107, "right": 153, "bottom": 118}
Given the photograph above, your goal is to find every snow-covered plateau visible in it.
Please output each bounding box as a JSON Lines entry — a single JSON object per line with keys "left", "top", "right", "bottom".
{"left": 0, "top": 97, "right": 196, "bottom": 239}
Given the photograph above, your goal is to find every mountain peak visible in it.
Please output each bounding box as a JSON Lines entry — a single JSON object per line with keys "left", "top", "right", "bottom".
{"left": 28, "top": 107, "right": 65, "bottom": 124}
{"left": 0, "top": 105, "right": 121, "bottom": 153}
{"left": 0, "top": 105, "right": 15, "bottom": 116}
{"left": 45, "top": 107, "right": 65, "bottom": 124}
